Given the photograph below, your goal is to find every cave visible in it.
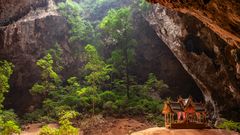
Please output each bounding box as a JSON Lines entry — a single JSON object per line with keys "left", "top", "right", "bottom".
{"left": 184, "top": 34, "right": 204, "bottom": 55}
{"left": 203, "top": 0, "right": 211, "bottom": 5}
{"left": 1, "top": 0, "right": 240, "bottom": 133}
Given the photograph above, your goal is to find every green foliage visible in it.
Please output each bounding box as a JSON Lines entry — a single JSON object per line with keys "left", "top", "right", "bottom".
{"left": 58, "top": 0, "right": 95, "bottom": 43}
{"left": 0, "top": 119, "right": 21, "bottom": 135}
{"left": 80, "top": 44, "right": 112, "bottom": 114}
{"left": 39, "top": 125, "right": 58, "bottom": 135}
{"left": 47, "top": 43, "right": 64, "bottom": 72}
{"left": 0, "top": 60, "right": 14, "bottom": 108}
{"left": 23, "top": 109, "right": 45, "bottom": 123}
{"left": 138, "top": 0, "right": 151, "bottom": 12}
{"left": 99, "top": 7, "right": 137, "bottom": 98}
{"left": 37, "top": 54, "right": 60, "bottom": 83}
{"left": 84, "top": 44, "right": 112, "bottom": 86}
{"left": 127, "top": 98, "right": 163, "bottom": 115}
{"left": 30, "top": 54, "right": 60, "bottom": 95}
{"left": 99, "top": 7, "right": 133, "bottom": 43}
{"left": 0, "top": 61, "right": 20, "bottom": 134}
{"left": 146, "top": 114, "right": 164, "bottom": 126}
{"left": 25, "top": 1, "right": 166, "bottom": 127}
{"left": 99, "top": 91, "right": 117, "bottom": 102}
{"left": 217, "top": 120, "right": 240, "bottom": 132}
{"left": 39, "top": 111, "right": 79, "bottom": 135}
{"left": 0, "top": 109, "right": 18, "bottom": 123}
{"left": 141, "top": 73, "right": 169, "bottom": 96}
{"left": 0, "top": 110, "right": 20, "bottom": 135}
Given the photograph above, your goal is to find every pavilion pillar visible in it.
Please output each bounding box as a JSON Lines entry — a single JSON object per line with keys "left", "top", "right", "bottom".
{"left": 165, "top": 114, "right": 167, "bottom": 126}
{"left": 169, "top": 114, "right": 171, "bottom": 123}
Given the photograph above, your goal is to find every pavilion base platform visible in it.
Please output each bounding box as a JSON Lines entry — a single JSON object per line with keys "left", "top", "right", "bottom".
{"left": 166, "top": 122, "right": 208, "bottom": 129}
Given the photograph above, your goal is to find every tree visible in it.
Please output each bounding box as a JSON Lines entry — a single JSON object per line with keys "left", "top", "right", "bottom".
{"left": 0, "top": 60, "right": 14, "bottom": 109}
{"left": 78, "top": 44, "right": 112, "bottom": 114}
{"left": 30, "top": 53, "right": 61, "bottom": 97}
{"left": 0, "top": 61, "right": 21, "bottom": 135}
{"left": 99, "top": 7, "right": 137, "bottom": 98}
{"left": 142, "top": 73, "right": 169, "bottom": 96}
{"left": 58, "top": 0, "right": 95, "bottom": 44}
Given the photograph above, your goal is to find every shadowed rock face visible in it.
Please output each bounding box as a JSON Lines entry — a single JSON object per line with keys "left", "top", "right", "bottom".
{"left": 146, "top": 5, "right": 240, "bottom": 120}
{"left": 0, "top": 0, "right": 73, "bottom": 114}
{"left": 0, "top": 0, "right": 48, "bottom": 26}
{"left": 146, "top": 0, "right": 240, "bottom": 48}
{"left": 132, "top": 15, "right": 203, "bottom": 100}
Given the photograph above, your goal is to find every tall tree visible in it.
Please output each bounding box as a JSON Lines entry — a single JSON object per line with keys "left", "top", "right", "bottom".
{"left": 99, "top": 7, "right": 137, "bottom": 98}
{"left": 0, "top": 60, "right": 14, "bottom": 109}
{"left": 58, "top": 0, "right": 95, "bottom": 44}
{"left": 30, "top": 54, "right": 61, "bottom": 97}
{"left": 79, "top": 44, "right": 112, "bottom": 114}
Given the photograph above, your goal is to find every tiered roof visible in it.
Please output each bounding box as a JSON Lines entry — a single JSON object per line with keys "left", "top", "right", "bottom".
{"left": 162, "top": 96, "right": 205, "bottom": 114}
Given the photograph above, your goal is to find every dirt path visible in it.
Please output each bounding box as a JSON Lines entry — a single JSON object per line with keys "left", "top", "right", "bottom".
{"left": 131, "top": 127, "right": 240, "bottom": 135}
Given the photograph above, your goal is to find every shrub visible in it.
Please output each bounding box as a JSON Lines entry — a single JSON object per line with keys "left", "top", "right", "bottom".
{"left": 39, "top": 110, "right": 80, "bottom": 135}
{"left": 0, "top": 60, "right": 14, "bottom": 109}
{"left": 39, "top": 125, "right": 58, "bottom": 135}
{"left": 0, "top": 119, "right": 21, "bottom": 135}
{"left": 23, "top": 109, "right": 45, "bottom": 123}
{"left": 103, "top": 101, "right": 118, "bottom": 113}
{"left": 146, "top": 114, "right": 164, "bottom": 126}
{"left": 217, "top": 120, "right": 240, "bottom": 132}
{"left": 99, "top": 91, "right": 117, "bottom": 103}
{"left": 0, "top": 109, "right": 18, "bottom": 122}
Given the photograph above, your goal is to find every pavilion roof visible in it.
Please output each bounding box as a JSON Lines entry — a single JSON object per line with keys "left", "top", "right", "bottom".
{"left": 169, "top": 102, "right": 184, "bottom": 112}
{"left": 195, "top": 103, "right": 205, "bottom": 112}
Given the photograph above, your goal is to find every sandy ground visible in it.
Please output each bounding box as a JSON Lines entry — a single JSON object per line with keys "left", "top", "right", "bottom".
{"left": 131, "top": 127, "right": 240, "bottom": 135}
{"left": 20, "top": 117, "right": 151, "bottom": 135}
{"left": 20, "top": 119, "right": 240, "bottom": 135}
{"left": 20, "top": 123, "right": 58, "bottom": 135}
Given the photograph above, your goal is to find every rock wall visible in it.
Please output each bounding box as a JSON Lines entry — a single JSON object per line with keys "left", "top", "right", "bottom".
{"left": 146, "top": 0, "right": 240, "bottom": 48}
{"left": 0, "top": 0, "right": 73, "bottom": 113}
{"left": 146, "top": 5, "right": 240, "bottom": 120}
{"left": 132, "top": 15, "right": 203, "bottom": 100}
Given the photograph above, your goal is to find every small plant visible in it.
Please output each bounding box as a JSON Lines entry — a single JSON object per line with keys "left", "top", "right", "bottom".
{"left": 39, "top": 125, "right": 58, "bottom": 135}
{"left": 39, "top": 110, "right": 79, "bottom": 135}
{"left": 217, "top": 120, "right": 240, "bottom": 132}
{"left": 0, "top": 119, "right": 21, "bottom": 135}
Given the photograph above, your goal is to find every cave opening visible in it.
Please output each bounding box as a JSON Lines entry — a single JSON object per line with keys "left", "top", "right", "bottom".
{"left": 130, "top": 17, "right": 204, "bottom": 101}
{"left": 2, "top": 0, "right": 204, "bottom": 117}
{"left": 203, "top": 0, "right": 211, "bottom": 4}
{"left": 183, "top": 34, "right": 216, "bottom": 59}
{"left": 184, "top": 34, "right": 205, "bottom": 55}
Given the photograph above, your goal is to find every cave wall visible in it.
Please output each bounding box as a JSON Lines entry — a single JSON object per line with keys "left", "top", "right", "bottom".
{"left": 146, "top": 5, "right": 240, "bottom": 120}
{"left": 0, "top": 0, "right": 48, "bottom": 26}
{"left": 0, "top": 0, "right": 73, "bottom": 114}
{"left": 146, "top": 0, "right": 240, "bottom": 48}
{"left": 132, "top": 14, "right": 203, "bottom": 100}
{"left": 0, "top": 0, "right": 204, "bottom": 114}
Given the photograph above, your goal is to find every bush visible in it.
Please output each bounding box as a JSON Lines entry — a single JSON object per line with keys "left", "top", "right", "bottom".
{"left": 146, "top": 114, "right": 164, "bottom": 126}
{"left": 39, "top": 110, "right": 80, "bottom": 135}
{"left": 99, "top": 91, "right": 117, "bottom": 103}
{"left": 218, "top": 120, "right": 240, "bottom": 132}
{"left": 39, "top": 125, "right": 58, "bottom": 135}
{"left": 0, "top": 109, "right": 18, "bottom": 122}
{"left": 23, "top": 109, "right": 45, "bottom": 123}
{"left": 103, "top": 101, "right": 118, "bottom": 113}
{"left": 0, "top": 119, "right": 21, "bottom": 135}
